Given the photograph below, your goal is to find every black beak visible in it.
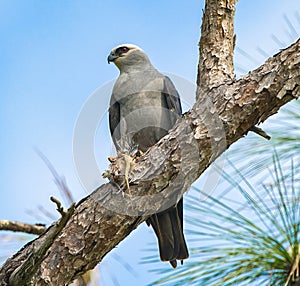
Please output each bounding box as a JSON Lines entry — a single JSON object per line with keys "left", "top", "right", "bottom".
{"left": 107, "top": 54, "right": 118, "bottom": 64}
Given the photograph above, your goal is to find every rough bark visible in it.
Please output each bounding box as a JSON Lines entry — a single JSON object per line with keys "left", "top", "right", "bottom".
{"left": 0, "top": 0, "right": 300, "bottom": 284}
{"left": 197, "top": 0, "right": 237, "bottom": 98}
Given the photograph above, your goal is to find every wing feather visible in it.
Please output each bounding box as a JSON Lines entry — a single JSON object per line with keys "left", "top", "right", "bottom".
{"left": 108, "top": 94, "right": 121, "bottom": 149}
{"left": 162, "top": 76, "right": 182, "bottom": 116}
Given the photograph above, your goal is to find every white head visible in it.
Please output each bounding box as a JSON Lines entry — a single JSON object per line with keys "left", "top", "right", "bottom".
{"left": 107, "top": 44, "right": 153, "bottom": 73}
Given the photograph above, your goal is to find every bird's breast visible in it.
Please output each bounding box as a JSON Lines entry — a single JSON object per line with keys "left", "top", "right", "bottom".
{"left": 119, "top": 91, "right": 167, "bottom": 128}
{"left": 117, "top": 91, "right": 173, "bottom": 151}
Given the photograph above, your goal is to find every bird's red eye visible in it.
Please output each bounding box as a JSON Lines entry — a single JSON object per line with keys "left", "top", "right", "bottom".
{"left": 121, "top": 47, "right": 129, "bottom": 53}
{"left": 116, "top": 46, "right": 129, "bottom": 54}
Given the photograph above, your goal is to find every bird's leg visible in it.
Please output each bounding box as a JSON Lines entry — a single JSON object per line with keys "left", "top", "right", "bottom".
{"left": 121, "top": 153, "right": 136, "bottom": 193}
{"left": 120, "top": 149, "right": 143, "bottom": 192}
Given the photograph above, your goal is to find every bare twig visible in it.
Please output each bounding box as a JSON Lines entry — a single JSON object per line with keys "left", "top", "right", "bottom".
{"left": 50, "top": 196, "right": 66, "bottom": 215}
{"left": 249, "top": 126, "right": 271, "bottom": 140}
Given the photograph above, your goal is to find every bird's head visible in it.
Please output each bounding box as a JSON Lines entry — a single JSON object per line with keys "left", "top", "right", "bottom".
{"left": 107, "top": 44, "right": 152, "bottom": 72}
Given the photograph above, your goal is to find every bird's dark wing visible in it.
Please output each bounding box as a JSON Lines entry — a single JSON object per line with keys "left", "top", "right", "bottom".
{"left": 108, "top": 94, "right": 121, "bottom": 149}
{"left": 145, "top": 76, "right": 188, "bottom": 267}
{"left": 162, "top": 76, "right": 182, "bottom": 116}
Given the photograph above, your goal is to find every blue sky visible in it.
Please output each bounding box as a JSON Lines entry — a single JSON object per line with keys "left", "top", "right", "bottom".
{"left": 0, "top": 0, "right": 299, "bottom": 285}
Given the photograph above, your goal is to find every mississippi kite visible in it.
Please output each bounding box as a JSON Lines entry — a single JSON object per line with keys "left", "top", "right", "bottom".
{"left": 107, "top": 44, "right": 189, "bottom": 267}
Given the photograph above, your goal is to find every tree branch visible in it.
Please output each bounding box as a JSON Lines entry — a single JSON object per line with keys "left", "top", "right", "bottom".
{"left": 0, "top": 220, "right": 46, "bottom": 235}
{"left": 197, "top": 0, "right": 237, "bottom": 97}
{"left": 0, "top": 0, "right": 299, "bottom": 284}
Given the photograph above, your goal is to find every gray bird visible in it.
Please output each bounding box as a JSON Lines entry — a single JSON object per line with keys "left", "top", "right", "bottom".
{"left": 107, "top": 44, "right": 189, "bottom": 268}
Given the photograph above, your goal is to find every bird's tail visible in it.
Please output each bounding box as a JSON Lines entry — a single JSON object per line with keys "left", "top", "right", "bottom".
{"left": 146, "top": 198, "right": 189, "bottom": 268}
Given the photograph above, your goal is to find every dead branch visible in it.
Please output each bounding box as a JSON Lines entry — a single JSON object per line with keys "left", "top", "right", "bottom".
{"left": 0, "top": 220, "right": 46, "bottom": 235}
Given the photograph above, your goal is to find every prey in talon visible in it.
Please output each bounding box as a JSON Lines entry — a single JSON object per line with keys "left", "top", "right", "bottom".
{"left": 102, "top": 149, "right": 141, "bottom": 194}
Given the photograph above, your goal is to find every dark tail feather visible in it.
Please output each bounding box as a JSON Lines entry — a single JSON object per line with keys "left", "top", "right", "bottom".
{"left": 146, "top": 198, "right": 189, "bottom": 268}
